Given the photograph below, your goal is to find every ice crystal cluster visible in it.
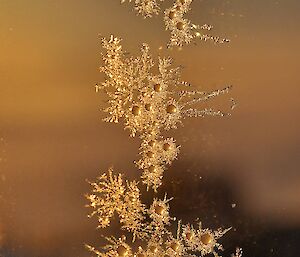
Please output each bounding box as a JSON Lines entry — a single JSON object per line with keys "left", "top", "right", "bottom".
{"left": 97, "top": 35, "right": 232, "bottom": 191}
{"left": 120, "top": 0, "right": 229, "bottom": 47}
{"left": 86, "top": 35, "right": 240, "bottom": 257}
{"left": 86, "top": 168, "right": 233, "bottom": 257}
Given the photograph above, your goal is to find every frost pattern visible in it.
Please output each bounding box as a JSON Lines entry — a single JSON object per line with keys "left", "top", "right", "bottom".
{"left": 86, "top": 168, "right": 233, "bottom": 257}
{"left": 97, "top": 35, "right": 233, "bottom": 190}
{"left": 119, "top": 0, "right": 230, "bottom": 47}
{"left": 86, "top": 35, "right": 241, "bottom": 257}
{"left": 87, "top": 35, "right": 241, "bottom": 257}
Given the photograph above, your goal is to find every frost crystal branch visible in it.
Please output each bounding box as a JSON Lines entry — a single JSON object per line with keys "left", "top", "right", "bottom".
{"left": 97, "top": 35, "right": 233, "bottom": 190}
{"left": 86, "top": 35, "right": 241, "bottom": 257}
{"left": 86, "top": 168, "right": 233, "bottom": 257}
{"left": 120, "top": 0, "right": 230, "bottom": 47}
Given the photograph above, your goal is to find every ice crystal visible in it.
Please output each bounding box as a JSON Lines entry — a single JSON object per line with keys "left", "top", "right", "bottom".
{"left": 121, "top": 0, "right": 165, "bottom": 17}
{"left": 97, "top": 35, "right": 233, "bottom": 190}
{"left": 86, "top": 169, "right": 147, "bottom": 240}
{"left": 87, "top": 34, "right": 241, "bottom": 257}
{"left": 119, "top": 0, "right": 230, "bottom": 47}
{"left": 86, "top": 168, "right": 232, "bottom": 257}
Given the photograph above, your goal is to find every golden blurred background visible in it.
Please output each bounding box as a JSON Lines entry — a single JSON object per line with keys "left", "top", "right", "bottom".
{"left": 0, "top": 0, "right": 300, "bottom": 256}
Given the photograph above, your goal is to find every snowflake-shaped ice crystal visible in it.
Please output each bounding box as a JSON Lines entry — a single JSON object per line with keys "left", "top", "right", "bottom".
{"left": 119, "top": 0, "right": 230, "bottom": 47}
{"left": 86, "top": 169, "right": 234, "bottom": 257}
{"left": 97, "top": 35, "right": 233, "bottom": 191}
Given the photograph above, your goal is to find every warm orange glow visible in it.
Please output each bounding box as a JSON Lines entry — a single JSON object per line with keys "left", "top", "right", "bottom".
{"left": 0, "top": 1, "right": 299, "bottom": 256}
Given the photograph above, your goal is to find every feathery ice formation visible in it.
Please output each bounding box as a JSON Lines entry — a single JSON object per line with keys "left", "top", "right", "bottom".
{"left": 86, "top": 168, "right": 241, "bottom": 257}
{"left": 97, "top": 35, "right": 233, "bottom": 190}
{"left": 120, "top": 0, "right": 230, "bottom": 47}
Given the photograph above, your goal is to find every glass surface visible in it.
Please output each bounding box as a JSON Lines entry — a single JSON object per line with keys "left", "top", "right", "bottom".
{"left": 0, "top": 0, "right": 299, "bottom": 256}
